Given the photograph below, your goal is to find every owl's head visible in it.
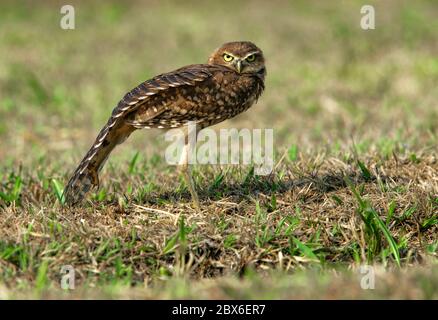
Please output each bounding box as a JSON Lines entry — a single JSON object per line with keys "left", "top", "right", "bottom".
{"left": 208, "top": 41, "right": 266, "bottom": 77}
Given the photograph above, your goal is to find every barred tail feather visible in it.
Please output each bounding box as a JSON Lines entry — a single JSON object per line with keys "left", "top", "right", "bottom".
{"left": 64, "top": 121, "right": 134, "bottom": 206}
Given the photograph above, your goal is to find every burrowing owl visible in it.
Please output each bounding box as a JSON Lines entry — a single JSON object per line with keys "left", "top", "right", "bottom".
{"left": 64, "top": 41, "right": 266, "bottom": 209}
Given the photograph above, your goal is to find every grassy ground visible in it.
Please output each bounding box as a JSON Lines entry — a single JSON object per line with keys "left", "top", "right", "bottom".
{"left": 0, "top": 0, "right": 437, "bottom": 299}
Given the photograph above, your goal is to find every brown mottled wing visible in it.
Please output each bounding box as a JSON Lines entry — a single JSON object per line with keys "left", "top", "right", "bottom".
{"left": 63, "top": 64, "right": 215, "bottom": 205}
{"left": 127, "top": 65, "right": 265, "bottom": 130}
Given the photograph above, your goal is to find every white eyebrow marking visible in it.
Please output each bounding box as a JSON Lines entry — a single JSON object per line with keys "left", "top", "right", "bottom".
{"left": 243, "top": 51, "right": 260, "bottom": 59}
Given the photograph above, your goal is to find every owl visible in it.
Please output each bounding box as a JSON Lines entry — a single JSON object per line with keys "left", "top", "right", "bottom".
{"left": 64, "top": 41, "right": 266, "bottom": 209}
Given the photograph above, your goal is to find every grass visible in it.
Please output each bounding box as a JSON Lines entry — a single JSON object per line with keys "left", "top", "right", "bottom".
{"left": 0, "top": 0, "right": 437, "bottom": 299}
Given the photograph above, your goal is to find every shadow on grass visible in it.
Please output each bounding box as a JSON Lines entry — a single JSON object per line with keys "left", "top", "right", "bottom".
{"left": 137, "top": 169, "right": 376, "bottom": 206}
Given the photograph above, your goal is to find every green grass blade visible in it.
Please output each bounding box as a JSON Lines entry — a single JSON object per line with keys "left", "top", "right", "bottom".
{"left": 368, "top": 208, "right": 401, "bottom": 267}
{"left": 357, "top": 160, "right": 372, "bottom": 181}
{"left": 51, "top": 179, "right": 65, "bottom": 204}
{"left": 292, "top": 237, "right": 319, "bottom": 262}
{"left": 128, "top": 151, "right": 140, "bottom": 174}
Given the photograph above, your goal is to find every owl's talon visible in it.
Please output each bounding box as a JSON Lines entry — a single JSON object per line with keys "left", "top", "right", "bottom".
{"left": 182, "top": 167, "right": 201, "bottom": 212}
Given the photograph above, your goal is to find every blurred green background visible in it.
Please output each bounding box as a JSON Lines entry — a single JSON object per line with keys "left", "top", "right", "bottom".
{"left": 0, "top": 0, "right": 436, "bottom": 169}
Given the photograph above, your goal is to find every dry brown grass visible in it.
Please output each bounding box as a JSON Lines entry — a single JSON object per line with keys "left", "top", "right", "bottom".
{"left": 1, "top": 150, "right": 437, "bottom": 297}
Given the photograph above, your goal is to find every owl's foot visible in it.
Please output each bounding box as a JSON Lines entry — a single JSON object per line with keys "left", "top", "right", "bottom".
{"left": 181, "top": 165, "right": 201, "bottom": 212}
{"left": 178, "top": 134, "right": 201, "bottom": 211}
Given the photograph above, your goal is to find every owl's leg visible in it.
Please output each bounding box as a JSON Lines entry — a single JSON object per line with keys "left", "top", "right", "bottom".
{"left": 178, "top": 129, "right": 201, "bottom": 211}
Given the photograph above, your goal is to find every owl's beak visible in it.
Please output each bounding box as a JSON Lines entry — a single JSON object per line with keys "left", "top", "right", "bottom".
{"left": 235, "top": 60, "right": 242, "bottom": 73}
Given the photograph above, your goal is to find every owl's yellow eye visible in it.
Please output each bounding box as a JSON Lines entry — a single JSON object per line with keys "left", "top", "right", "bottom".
{"left": 246, "top": 54, "right": 256, "bottom": 62}
{"left": 223, "top": 54, "right": 234, "bottom": 62}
